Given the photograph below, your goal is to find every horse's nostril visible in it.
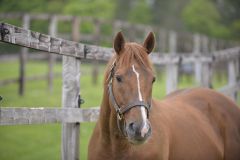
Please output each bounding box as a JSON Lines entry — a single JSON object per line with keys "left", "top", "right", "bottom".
{"left": 129, "top": 122, "right": 135, "bottom": 131}
{"left": 128, "top": 121, "right": 141, "bottom": 133}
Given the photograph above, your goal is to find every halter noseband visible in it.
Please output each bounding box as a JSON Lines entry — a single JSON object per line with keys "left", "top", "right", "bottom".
{"left": 107, "top": 60, "right": 151, "bottom": 135}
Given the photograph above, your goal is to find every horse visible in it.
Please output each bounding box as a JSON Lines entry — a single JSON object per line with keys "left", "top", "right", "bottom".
{"left": 88, "top": 32, "right": 240, "bottom": 160}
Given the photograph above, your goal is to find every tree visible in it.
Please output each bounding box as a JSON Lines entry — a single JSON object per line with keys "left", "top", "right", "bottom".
{"left": 182, "top": 0, "right": 230, "bottom": 38}
{"left": 114, "top": 0, "right": 131, "bottom": 20}
{"left": 150, "top": 0, "right": 190, "bottom": 30}
{"left": 128, "top": 0, "right": 152, "bottom": 24}
{"left": 214, "top": 0, "right": 240, "bottom": 39}
{"left": 63, "top": 0, "right": 115, "bottom": 19}
{"left": 0, "top": 0, "right": 65, "bottom": 13}
{"left": 232, "top": 20, "right": 240, "bottom": 39}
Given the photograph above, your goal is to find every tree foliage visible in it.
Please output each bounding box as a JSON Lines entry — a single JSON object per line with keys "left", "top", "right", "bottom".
{"left": 0, "top": 0, "right": 65, "bottom": 13}
{"left": 151, "top": 0, "right": 189, "bottom": 30}
{"left": 182, "top": 0, "right": 230, "bottom": 38}
{"left": 0, "top": 0, "right": 239, "bottom": 40}
{"left": 114, "top": 0, "right": 131, "bottom": 20}
{"left": 214, "top": 0, "right": 240, "bottom": 39}
{"left": 63, "top": 0, "right": 115, "bottom": 19}
{"left": 128, "top": 0, "right": 152, "bottom": 24}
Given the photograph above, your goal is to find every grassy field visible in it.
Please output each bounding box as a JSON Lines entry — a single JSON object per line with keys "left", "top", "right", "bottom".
{"left": 0, "top": 60, "right": 233, "bottom": 160}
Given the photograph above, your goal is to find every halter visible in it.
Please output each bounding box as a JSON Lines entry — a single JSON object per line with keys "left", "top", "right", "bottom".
{"left": 107, "top": 60, "right": 151, "bottom": 136}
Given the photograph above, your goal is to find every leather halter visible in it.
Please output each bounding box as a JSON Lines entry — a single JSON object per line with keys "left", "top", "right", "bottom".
{"left": 107, "top": 60, "right": 151, "bottom": 135}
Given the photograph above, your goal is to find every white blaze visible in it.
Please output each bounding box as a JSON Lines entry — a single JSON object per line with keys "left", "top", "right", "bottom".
{"left": 132, "top": 65, "right": 143, "bottom": 101}
{"left": 132, "top": 65, "right": 148, "bottom": 137}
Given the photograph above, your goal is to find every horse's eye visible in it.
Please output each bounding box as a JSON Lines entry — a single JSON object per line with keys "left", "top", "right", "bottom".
{"left": 152, "top": 77, "right": 156, "bottom": 83}
{"left": 115, "top": 75, "right": 122, "bottom": 83}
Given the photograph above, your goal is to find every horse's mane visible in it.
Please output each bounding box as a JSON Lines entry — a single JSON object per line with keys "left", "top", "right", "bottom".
{"left": 104, "top": 42, "right": 153, "bottom": 84}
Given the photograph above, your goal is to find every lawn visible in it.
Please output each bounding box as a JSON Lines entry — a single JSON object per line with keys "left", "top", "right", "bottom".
{"left": 0, "top": 59, "right": 235, "bottom": 160}
{"left": 0, "top": 60, "right": 104, "bottom": 160}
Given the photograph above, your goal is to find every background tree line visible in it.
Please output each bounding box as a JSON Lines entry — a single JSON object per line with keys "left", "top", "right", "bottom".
{"left": 0, "top": 0, "right": 239, "bottom": 40}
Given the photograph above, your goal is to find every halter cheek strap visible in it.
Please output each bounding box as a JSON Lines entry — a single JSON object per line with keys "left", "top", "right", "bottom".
{"left": 107, "top": 61, "right": 151, "bottom": 136}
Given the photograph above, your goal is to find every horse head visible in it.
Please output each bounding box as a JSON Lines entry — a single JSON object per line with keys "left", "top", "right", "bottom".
{"left": 108, "top": 31, "right": 155, "bottom": 145}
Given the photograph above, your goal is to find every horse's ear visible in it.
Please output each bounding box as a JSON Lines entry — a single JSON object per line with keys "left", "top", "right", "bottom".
{"left": 143, "top": 32, "right": 155, "bottom": 54}
{"left": 114, "top": 32, "right": 125, "bottom": 55}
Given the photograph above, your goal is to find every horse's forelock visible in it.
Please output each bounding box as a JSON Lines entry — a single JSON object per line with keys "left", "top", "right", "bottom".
{"left": 118, "top": 43, "right": 152, "bottom": 69}
{"left": 104, "top": 42, "right": 153, "bottom": 84}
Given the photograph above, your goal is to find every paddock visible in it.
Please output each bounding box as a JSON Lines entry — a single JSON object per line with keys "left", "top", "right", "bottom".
{"left": 0, "top": 17, "right": 240, "bottom": 160}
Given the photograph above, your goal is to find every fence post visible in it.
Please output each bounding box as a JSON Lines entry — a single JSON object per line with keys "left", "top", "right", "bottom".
{"left": 210, "top": 38, "right": 216, "bottom": 52}
{"left": 166, "top": 31, "right": 178, "bottom": 94}
{"left": 158, "top": 29, "right": 167, "bottom": 53}
{"left": 200, "top": 62, "right": 212, "bottom": 87}
{"left": 113, "top": 20, "right": 121, "bottom": 36}
{"left": 72, "top": 16, "right": 80, "bottom": 42}
{"left": 48, "top": 15, "right": 58, "bottom": 93}
{"left": 193, "top": 33, "right": 202, "bottom": 86}
{"left": 61, "top": 16, "right": 81, "bottom": 160}
{"left": 61, "top": 56, "right": 81, "bottom": 160}
{"left": 92, "top": 19, "right": 100, "bottom": 85}
{"left": 201, "top": 35, "right": 212, "bottom": 87}
{"left": 201, "top": 35, "right": 209, "bottom": 54}
{"left": 193, "top": 34, "right": 212, "bottom": 87}
{"left": 201, "top": 35, "right": 212, "bottom": 88}
{"left": 228, "top": 59, "right": 238, "bottom": 101}
{"left": 19, "top": 14, "right": 30, "bottom": 96}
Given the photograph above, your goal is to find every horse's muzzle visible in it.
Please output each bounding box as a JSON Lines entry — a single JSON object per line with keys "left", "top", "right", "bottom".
{"left": 125, "top": 120, "right": 152, "bottom": 145}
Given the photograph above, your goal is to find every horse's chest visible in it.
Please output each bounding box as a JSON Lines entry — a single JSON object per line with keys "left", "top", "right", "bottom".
{"left": 97, "top": 147, "right": 160, "bottom": 160}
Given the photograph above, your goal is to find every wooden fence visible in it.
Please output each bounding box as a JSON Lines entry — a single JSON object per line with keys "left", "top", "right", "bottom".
{"left": 0, "top": 20, "right": 240, "bottom": 160}
{"left": 0, "top": 13, "right": 239, "bottom": 96}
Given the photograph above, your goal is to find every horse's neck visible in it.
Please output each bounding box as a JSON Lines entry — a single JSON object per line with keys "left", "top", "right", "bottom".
{"left": 99, "top": 85, "right": 129, "bottom": 150}
{"left": 98, "top": 87, "right": 112, "bottom": 138}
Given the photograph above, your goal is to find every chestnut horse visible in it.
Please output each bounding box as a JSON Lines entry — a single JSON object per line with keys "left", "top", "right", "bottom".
{"left": 88, "top": 32, "right": 240, "bottom": 160}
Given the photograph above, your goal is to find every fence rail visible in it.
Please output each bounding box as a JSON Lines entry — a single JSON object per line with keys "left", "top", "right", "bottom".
{"left": 0, "top": 22, "right": 113, "bottom": 60}
{"left": 1, "top": 22, "right": 240, "bottom": 63}
{"left": 1, "top": 78, "right": 239, "bottom": 126}
{"left": 0, "top": 107, "right": 99, "bottom": 125}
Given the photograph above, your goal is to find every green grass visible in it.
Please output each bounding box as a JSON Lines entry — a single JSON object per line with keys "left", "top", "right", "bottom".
{"left": 0, "top": 60, "right": 237, "bottom": 160}
{"left": 0, "top": 60, "right": 104, "bottom": 160}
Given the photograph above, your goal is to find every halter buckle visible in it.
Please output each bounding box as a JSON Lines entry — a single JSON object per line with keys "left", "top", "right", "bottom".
{"left": 117, "top": 112, "right": 123, "bottom": 120}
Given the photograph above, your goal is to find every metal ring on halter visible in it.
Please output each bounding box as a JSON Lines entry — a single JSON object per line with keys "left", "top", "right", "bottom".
{"left": 117, "top": 112, "right": 123, "bottom": 120}
{"left": 116, "top": 108, "right": 122, "bottom": 120}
